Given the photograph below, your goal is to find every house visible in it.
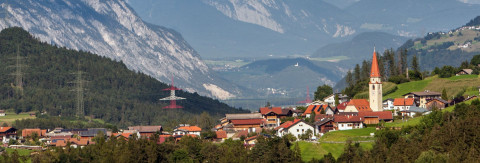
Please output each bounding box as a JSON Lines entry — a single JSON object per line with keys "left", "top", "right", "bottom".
{"left": 393, "top": 98, "right": 416, "bottom": 114}
{"left": 403, "top": 91, "right": 441, "bottom": 108}
{"left": 173, "top": 125, "right": 202, "bottom": 136}
{"left": 0, "top": 110, "right": 5, "bottom": 116}
{"left": 21, "top": 129, "right": 47, "bottom": 139}
{"left": 323, "top": 94, "right": 349, "bottom": 107}
{"left": 344, "top": 99, "right": 372, "bottom": 112}
{"left": 335, "top": 101, "right": 348, "bottom": 112}
{"left": 275, "top": 119, "right": 314, "bottom": 139}
{"left": 289, "top": 108, "right": 304, "bottom": 117}
{"left": 303, "top": 104, "right": 333, "bottom": 117}
{"left": 259, "top": 107, "right": 293, "bottom": 128}
{"left": 425, "top": 98, "right": 449, "bottom": 110}
{"left": 456, "top": 69, "right": 473, "bottom": 75}
{"left": 128, "top": 126, "right": 163, "bottom": 138}
{"left": 383, "top": 98, "right": 394, "bottom": 110}
{"left": 112, "top": 132, "right": 139, "bottom": 140}
{"left": 400, "top": 106, "right": 428, "bottom": 117}
{"left": 314, "top": 117, "right": 334, "bottom": 135}
{"left": 0, "top": 127, "right": 17, "bottom": 144}
{"left": 229, "top": 119, "right": 264, "bottom": 132}
{"left": 158, "top": 135, "right": 173, "bottom": 144}
{"left": 334, "top": 115, "right": 364, "bottom": 130}
{"left": 358, "top": 111, "right": 394, "bottom": 124}
{"left": 215, "top": 131, "right": 227, "bottom": 142}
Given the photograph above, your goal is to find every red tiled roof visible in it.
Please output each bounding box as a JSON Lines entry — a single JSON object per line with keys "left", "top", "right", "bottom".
{"left": 393, "top": 98, "right": 415, "bottom": 106}
{"left": 0, "top": 127, "right": 14, "bottom": 133}
{"left": 274, "top": 119, "right": 301, "bottom": 130}
{"left": 358, "top": 111, "right": 393, "bottom": 120}
{"left": 259, "top": 107, "right": 283, "bottom": 115}
{"left": 336, "top": 101, "right": 348, "bottom": 110}
{"left": 177, "top": 126, "right": 202, "bottom": 132}
{"left": 22, "top": 129, "right": 44, "bottom": 137}
{"left": 347, "top": 99, "right": 372, "bottom": 112}
{"left": 334, "top": 115, "right": 363, "bottom": 123}
{"left": 303, "top": 104, "right": 329, "bottom": 116}
{"left": 370, "top": 50, "right": 381, "bottom": 77}
{"left": 215, "top": 131, "right": 227, "bottom": 139}
{"left": 230, "top": 119, "right": 264, "bottom": 125}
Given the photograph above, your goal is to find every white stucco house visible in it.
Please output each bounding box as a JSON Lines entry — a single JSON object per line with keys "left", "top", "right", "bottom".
{"left": 275, "top": 119, "right": 314, "bottom": 139}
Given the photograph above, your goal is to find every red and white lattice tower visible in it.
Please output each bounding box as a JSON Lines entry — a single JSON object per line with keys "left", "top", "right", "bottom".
{"left": 297, "top": 86, "right": 312, "bottom": 104}
{"left": 159, "top": 76, "right": 186, "bottom": 109}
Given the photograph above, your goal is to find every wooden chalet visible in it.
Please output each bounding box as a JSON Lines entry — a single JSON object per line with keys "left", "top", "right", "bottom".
{"left": 0, "top": 127, "right": 17, "bottom": 144}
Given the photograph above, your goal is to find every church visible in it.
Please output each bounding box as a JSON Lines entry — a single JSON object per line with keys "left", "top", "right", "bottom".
{"left": 344, "top": 49, "right": 386, "bottom": 113}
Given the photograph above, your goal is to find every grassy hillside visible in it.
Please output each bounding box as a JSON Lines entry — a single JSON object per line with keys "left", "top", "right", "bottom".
{"left": 0, "top": 27, "right": 246, "bottom": 129}
{"left": 383, "top": 75, "right": 479, "bottom": 100}
{"left": 354, "top": 82, "right": 397, "bottom": 99}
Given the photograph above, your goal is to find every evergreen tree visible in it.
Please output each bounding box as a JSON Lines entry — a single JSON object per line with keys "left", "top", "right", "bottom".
{"left": 345, "top": 71, "right": 354, "bottom": 86}
{"left": 334, "top": 94, "right": 340, "bottom": 106}
{"left": 442, "top": 88, "right": 448, "bottom": 100}
{"left": 412, "top": 55, "right": 419, "bottom": 73}
{"left": 354, "top": 64, "right": 361, "bottom": 83}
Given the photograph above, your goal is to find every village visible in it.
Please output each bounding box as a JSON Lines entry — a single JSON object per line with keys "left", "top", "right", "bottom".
{"left": 1, "top": 49, "right": 477, "bottom": 153}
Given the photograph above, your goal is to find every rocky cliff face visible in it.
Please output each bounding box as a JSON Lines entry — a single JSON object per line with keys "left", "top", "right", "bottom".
{"left": 0, "top": 0, "right": 240, "bottom": 99}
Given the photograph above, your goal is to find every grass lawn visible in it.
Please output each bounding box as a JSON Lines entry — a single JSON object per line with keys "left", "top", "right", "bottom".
{"left": 320, "top": 128, "right": 376, "bottom": 142}
{"left": 0, "top": 112, "right": 36, "bottom": 125}
{"left": 385, "top": 116, "right": 423, "bottom": 127}
{"left": 293, "top": 141, "right": 374, "bottom": 161}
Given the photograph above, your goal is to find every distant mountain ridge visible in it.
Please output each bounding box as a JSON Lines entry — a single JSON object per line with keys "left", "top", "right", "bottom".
{"left": 0, "top": 0, "right": 242, "bottom": 99}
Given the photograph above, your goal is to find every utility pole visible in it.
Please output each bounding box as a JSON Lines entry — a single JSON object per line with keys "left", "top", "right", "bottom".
{"left": 9, "top": 45, "right": 26, "bottom": 97}
{"left": 69, "top": 63, "right": 87, "bottom": 118}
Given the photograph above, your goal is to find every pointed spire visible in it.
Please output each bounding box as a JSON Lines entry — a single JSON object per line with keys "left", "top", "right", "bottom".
{"left": 370, "top": 48, "right": 381, "bottom": 77}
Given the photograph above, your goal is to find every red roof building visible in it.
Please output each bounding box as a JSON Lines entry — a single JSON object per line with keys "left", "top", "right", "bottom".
{"left": 336, "top": 101, "right": 348, "bottom": 112}
{"left": 22, "top": 129, "right": 47, "bottom": 138}
{"left": 173, "top": 125, "right": 202, "bottom": 137}
{"left": 0, "top": 127, "right": 17, "bottom": 143}
{"left": 370, "top": 50, "right": 381, "bottom": 78}
{"left": 344, "top": 99, "right": 372, "bottom": 112}
{"left": 393, "top": 98, "right": 415, "bottom": 106}
{"left": 358, "top": 111, "right": 394, "bottom": 124}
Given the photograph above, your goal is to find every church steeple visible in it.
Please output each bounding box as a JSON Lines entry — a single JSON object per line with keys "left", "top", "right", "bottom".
{"left": 369, "top": 47, "right": 383, "bottom": 112}
{"left": 370, "top": 48, "right": 381, "bottom": 78}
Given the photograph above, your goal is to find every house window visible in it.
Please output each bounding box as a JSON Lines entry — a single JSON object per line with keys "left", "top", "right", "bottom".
{"left": 297, "top": 129, "right": 299, "bottom": 132}
{"left": 373, "top": 85, "right": 375, "bottom": 90}
{"left": 302, "top": 129, "right": 304, "bottom": 132}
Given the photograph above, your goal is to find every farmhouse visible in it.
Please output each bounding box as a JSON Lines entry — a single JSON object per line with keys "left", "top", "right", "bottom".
{"left": 334, "top": 115, "right": 363, "bottom": 130}
{"left": 456, "top": 69, "right": 473, "bottom": 75}
{"left": 173, "top": 125, "right": 202, "bottom": 136}
{"left": 425, "top": 98, "right": 449, "bottom": 110}
{"left": 275, "top": 119, "right": 314, "bottom": 139}
{"left": 393, "top": 98, "right": 416, "bottom": 113}
{"left": 403, "top": 91, "right": 441, "bottom": 108}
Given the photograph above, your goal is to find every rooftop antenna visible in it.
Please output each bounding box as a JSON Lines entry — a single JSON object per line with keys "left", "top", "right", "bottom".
{"left": 159, "top": 76, "right": 186, "bottom": 109}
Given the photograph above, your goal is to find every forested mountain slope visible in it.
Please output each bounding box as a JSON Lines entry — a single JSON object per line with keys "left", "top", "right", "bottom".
{"left": 0, "top": 27, "right": 246, "bottom": 128}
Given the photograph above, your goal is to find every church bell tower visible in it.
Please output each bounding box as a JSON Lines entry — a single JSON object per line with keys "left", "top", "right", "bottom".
{"left": 369, "top": 48, "right": 383, "bottom": 112}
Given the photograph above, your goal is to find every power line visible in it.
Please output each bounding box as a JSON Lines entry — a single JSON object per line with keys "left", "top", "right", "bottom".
{"left": 8, "top": 44, "right": 26, "bottom": 96}
{"left": 69, "top": 63, "right": 88, "bottom": 118}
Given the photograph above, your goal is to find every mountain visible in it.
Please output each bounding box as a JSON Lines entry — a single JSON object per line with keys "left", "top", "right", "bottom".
{"left": 218, "top": 58, "right": 343, "bottom": 99}
{"left": 0, "top": 0, "right": 242, "bottom": 99}
{"left": 126, "top": 0, "right": 358, "bottom": 58}
{"left": 345, "top": 0, "right": 480, "bottom": 37}
{"left": 312, "top": 31, "right": 408, "bottom": 67}
{"left": 0, "top": 27, "right": 246, "bottom": 128}
{"left": 398, "top": 16, "right": 480, "bottom": 70}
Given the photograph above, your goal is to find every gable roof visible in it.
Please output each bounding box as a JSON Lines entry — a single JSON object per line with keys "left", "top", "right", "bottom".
{"left": 128, "top": 126, "right": 162, "bottom": 133}
{"left": 225, "top": 113, "right": 263, "bottom": 120}
{"left": 393, "top": 98, "right": 415, "bottom": 106}
{"left": 314, "top": 117, "right": 334, "bottom": 126}
{"left": 426, "top": 98, "right": 448, "bottom": 104}
{"left": 0, "top": 127, "right": 16, "bottom": 133}
{"left": 259, "top": 107, "right": 283, "bottom": 115}
{"left": 336, "top": 101, "right": 349, "bottom": 111}
{"left": 215, "top": 131, "right": 227, "bottom": 139}
{"left": 177, "top": 126, "right": 202, "bottom": 132}
{"left": 347, "top": 99, "right": 372, "bottom": 112}
{"left": 230, "top": 119, "right": 264, "bottom": 125}
{"left": 334, "top": 115, "right": 363, "bottom": 123}
{"left": 458, "top": 69, "right": 473, "bottom": 74}
{"left": 303, "top": 104, "right": 330, "bottom": 115}
{"left": 274, "top": 119, "right": 303, "bottom": 130}
{"left": 358, "top": 111, "right": 393, "bottom": 120}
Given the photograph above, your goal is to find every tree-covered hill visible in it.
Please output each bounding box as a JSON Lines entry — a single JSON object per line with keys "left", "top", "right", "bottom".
{"left": 0, "top": 27, "right": 246, "bottom": 128}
